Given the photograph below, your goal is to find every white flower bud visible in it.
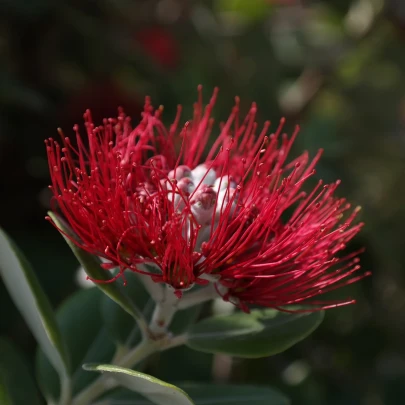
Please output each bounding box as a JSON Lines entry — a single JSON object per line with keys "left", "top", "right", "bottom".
{"left": 214, "top": 175, "right": 236, "bottom": 192}
{"left": 190, "top": 185, "right": 217, "bottom": 225}
{"left": 191, "top": 164, "right": 217, "bottom": 186}
{"left": 168, "top": 165, "right": 192, "bottom": 181}
{"left": 216, "top": 187, "right": 238, "bottom": 218}
{"left": 173, "top": 177, "right": 195, "bottom": 210}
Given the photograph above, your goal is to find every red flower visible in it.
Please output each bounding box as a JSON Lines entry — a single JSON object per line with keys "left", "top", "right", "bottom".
{"left": 134, "top": 26, "right": 179, "bottom": 70}
{"left": 46, "top": 87, "right": 368, "bottom": 311}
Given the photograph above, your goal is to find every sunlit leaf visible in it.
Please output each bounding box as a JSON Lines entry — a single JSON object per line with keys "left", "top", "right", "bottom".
{"left": 83, "top": 363, "right": 195, "bottom": 405}
{"left": 0, "top": 228, "right": 70, "bottom": 395}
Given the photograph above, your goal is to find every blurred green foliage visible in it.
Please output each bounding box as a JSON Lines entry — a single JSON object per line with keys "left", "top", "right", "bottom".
{"left": 1, "top": 0, "right": 405, "bottom": 403}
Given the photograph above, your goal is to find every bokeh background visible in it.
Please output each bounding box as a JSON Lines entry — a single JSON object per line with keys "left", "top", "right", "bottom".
{"left": 1, "top": 0, "right": 405, "bottom": 404}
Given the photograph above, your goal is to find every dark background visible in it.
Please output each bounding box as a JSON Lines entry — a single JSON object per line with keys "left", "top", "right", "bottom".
{"left": 1, "top": 0, "right": 405, "bottom": 404}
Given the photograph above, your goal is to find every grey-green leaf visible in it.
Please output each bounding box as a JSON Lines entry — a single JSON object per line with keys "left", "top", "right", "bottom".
{"left": 48, "top": 212, "right": 148, "bottom": 334}
{"left": 186, "top": 308, "right": 324, "bottom": 358}
{"left": 83, "top": 364, "right": 195, "bottom": 405}
{"left": 36, "top": 288, "right": 115, "bottom": 400}
{"left": 0, "top": 338, "right": 42, "bottom": 405}
{"left": 0, "top": 228, "right": 70, "bottom": 381}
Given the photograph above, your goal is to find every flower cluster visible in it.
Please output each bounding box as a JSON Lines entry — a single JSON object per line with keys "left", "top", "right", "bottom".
{"left": 46, "top": 87, "right": 367, "bottom": 311}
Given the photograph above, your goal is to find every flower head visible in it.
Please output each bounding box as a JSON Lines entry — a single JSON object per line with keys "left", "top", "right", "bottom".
{"left": 46, "top": 86, "right": 368, "bottom": 311}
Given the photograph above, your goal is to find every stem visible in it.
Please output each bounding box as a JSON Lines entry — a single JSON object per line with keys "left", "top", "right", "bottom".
{"left": 110, "top": 344, "right": 129, "bottom": 365}
{"left": 71, "top": 375, "right": 115, "bottom": 405}
{"left": 59, "top": 375, "right": 71, "bottom": 405}
{"left": 177, "top": 284, "right": 219, "bottom": 310}
{"left": 149, "top": 286, "right": 179, "bottom": 336}
{"left": 118, "top": 339, "right": 160, "bottom": 368}
{"left": 164, "top": 334, "right": 188, "bottom": 349}
{"left": 149, "top": 283, "right": 223, "bottom": 335}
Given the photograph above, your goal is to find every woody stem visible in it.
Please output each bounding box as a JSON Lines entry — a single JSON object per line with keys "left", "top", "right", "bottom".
{"left": 177, "top": 283, "right": 219, "bottom": 309}
{"left": 149, "top": 286, "right": 179, "bottom": 336}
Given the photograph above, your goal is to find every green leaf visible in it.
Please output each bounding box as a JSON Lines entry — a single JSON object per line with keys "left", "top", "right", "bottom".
{"left": 83, "top": 364, "right": 195, "bottom": 405}
{"left": 186, "top": 308, "right": 324, "bottom": 358}
{"left": 178, "top": 383, "right": 290, "bottom": 405}
{"left": 102, "top": 383, "right": 289, "bottom": 405}
{"left": 48, "top": 212, "right": 148, "bottom": 333}
{"left": 101, "top": 271, "right": 152, "bottom": 345}
{"left": 215, "top": 0, "right": 273, "bottom": 23}
{"left": 36, "top": 288, "right": 115, "bottom": 400}
{"left": 0, "top": 228, "right": 70, "bottom": 383}
{"left": 0, "top": 338, "right": 42, "bottom": 405}
{"left": 156, "top": 346, "right": 213, "bottom": 382}
{"left": 0, "top": 383, "right": 12, "bottom": 405}
{"left": 72, "top": 328, "right": 116, "bottom": 394}
{"left": 170, "top": 306, "right": 202, "bottom": 336}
